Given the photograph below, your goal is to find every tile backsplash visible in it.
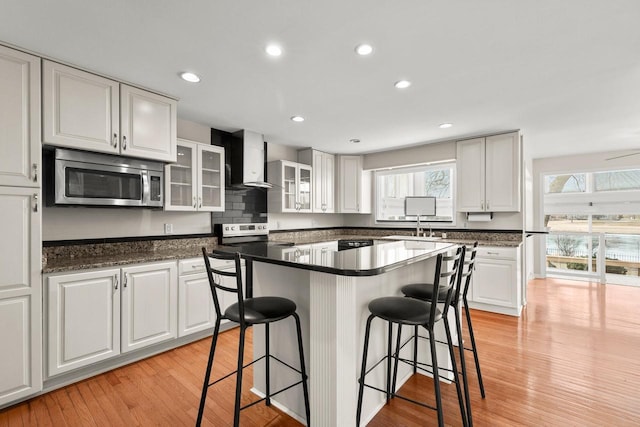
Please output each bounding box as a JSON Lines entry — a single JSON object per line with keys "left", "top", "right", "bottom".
{"left": 211, "top": 187, "right": 267, "bottom": 224}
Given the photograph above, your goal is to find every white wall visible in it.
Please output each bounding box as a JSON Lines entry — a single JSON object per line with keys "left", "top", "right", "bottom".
{"left": 43, "top": 118, "right": 213, "bottom": 241}
{"left": 531, "top": 149, "right": 640, "bottom": 276}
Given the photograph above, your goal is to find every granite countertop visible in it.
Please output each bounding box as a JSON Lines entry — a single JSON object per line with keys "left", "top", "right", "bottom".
{"left": 43, "top": 229, "right": 523, "bottom": 274}
{"left": 43, "top": 237, "right": 218, "bottom": 274}
{"left": 272, "top": 234, "right": 522, "bottom": 248}
{"left": 214, "top": 240, "right": 457, "bottom": 276}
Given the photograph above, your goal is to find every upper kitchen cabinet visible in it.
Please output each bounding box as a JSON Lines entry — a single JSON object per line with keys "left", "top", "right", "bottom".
{"left": 165, "top": 139, "right": 224, "bottom": 212}
{"left": 0, "top": 45, "right": 40, "bottom": 188}
{"left": 43, "top": 60, "right": 177, "bottom": 162}
{"left": 298, "top": 148, "right": 335, "bottom": 213}
{"left": 336, "top": 155, "right": 371, "bottom": 214}
{"left": 267, "top": 160, "right": 312, "bottom": 213}
{"left": 456, "top": 132, "right": 521, "bottom": 212}
{"left": 119, "top": 84, "right": 176, "bottom": 162}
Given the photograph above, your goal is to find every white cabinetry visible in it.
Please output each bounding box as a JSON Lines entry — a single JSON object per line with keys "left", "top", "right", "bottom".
{"left": 43, "top": 60, "right": 177, "bottom": 162}
{"left": 337, "top": 155, "right": 371, "bottom": 213}
{"left": 298, "top": 149, "right": 335, "bottom": 213}
{"left": 46, "top": 269, "right": 120, "bottom": 376}
{"left": 0, "top": 44, "right": 42, "bottom": 407}
{"left": 165, "top": 139, "right": 225, "bottom": 212}
{"left": 267, "top": 160, "right": 312, "bottom": 213}
{"left": 0, "top": 45, "right": 40, "bottom": 188}
{"left": 0, "top": 187, "right": 42, "bottom": 406}
{"left": 456, "top": 132, "right": 520, "bottom": 212}
{"left": 178, "top": 258, "right": 216, "bottom": 337}
{"left": 468, "top": 246, "right": 522, "bottom": 316}
{"left": 45, "top": 261, "right": 177, "bottom": 377}
{"left": 121, "top": 262, "right": 177, "bottom": 353}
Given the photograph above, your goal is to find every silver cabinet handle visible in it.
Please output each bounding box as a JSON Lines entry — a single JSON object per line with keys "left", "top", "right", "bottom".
{"left": 193, "top": 196, "right": 197, "bottom": 208}
{"left": 123, "top": 273, "right": 128, "bottom": 288}
{"left": 486, "top": 200, "right": 490, "bottom": 210}
{"left": 33, "top": 163, "right": 38, "bottom": 183}
{"left": 113, "top": 133, "right": 118, "bottom": 148}
{"left": 481, "top": 201, "right": 484, "bottom": 211}
{"left": 198, "top": 196, "right": 202, "bottom": 208}
{"left": 486, "top": 251, "right": 500, "bottom": 255}
{"left": 33, "top": 194, "right": 38, "bottom": 212}
{"left": 191, "top": 264, "right": 204, "bottom": 269}
{"left": 122, "top": 135, "right": 127, "bottom": 150}
{"left": 114, "top": 274, "right": 119, "bottom": 290}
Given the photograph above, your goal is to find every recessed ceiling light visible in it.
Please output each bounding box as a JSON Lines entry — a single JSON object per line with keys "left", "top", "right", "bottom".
{"left": 290, "top": 116, "right": 305, "bottom": 122}
{"left": 180, "top": 72, "right": 200, "bottom": 83}
{"left": 439, "top": 123, "right": 453, "bottom": 129}
{"left": 266, "top": 44, "right": 283, "bottom": 57}
{"left": 394, "top": 80, "right": 411, "bottom": 89}
{"left": 350, "top": 138, "right": 361, "bottom": 144}
{"left": 355, "top": 44, "right": 373, "bottom": 55}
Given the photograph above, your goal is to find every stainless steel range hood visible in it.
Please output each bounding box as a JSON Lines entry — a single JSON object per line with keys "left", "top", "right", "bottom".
{"left": 230, "top": 130, "right": 272, "bottom": 188}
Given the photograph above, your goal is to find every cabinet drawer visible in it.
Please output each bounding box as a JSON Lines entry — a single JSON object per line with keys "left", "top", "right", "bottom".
{"left": 476, "top": 247, "right": 517, "bottom": 260}
{"left": 179, "top": 258, "right": 208, "bottom": 276}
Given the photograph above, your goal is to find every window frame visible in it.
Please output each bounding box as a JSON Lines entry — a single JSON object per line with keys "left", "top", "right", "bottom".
{"left": 374, "top": 162, "right": 457, "bottom": 226}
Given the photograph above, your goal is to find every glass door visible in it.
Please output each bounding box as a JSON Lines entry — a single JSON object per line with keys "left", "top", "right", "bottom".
{"left": 298, "top": 165, "right": 312, "bottom": 212}
{"left": 198, "top": 145, "right": 223, "bottom": 211}
{"left": 283, "top": 163, "right": 297, "bottom": 211}
{"left": 166, "top": 143, "right": 196, "bottom": 210}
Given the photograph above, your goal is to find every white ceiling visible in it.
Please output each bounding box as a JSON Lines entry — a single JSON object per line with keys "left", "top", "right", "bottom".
{"left": 2, "top": 0, "right": 639, "bottom": 159}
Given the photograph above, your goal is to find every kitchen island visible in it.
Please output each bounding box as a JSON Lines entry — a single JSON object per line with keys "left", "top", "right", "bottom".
{"left": 213, "top": 239, "right": 457, "bottom": 426}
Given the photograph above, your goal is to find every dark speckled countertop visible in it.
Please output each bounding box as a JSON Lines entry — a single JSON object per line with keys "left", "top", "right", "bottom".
{"left": 43, "top": 237, "right": 218, "bottom": 274}
{"left": 43, "top": 229, "right": 522, "bottom": 274}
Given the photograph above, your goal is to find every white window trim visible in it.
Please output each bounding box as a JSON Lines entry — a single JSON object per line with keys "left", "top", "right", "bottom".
{"left": 374, "top": 162, "right": 457, "bottom": 227}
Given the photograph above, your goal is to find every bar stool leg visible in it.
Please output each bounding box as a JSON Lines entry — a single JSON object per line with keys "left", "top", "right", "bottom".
{"left": 356, "top": 315, "right": 375, "bottom": 427}
{"left": 444, "top": 317, "right": 468, "bottom": 427}
{"left": 391, "top": 324, "right": 403, "bottom": 396}
{"left": 292, "top": 313, "right": 311, "bottom": 426}
{"left": 463, "top": 298, "right": 485, "bottom": 398}
{"left": 196, "top": 318, "right": 221, "bottom": 427}
{"left": 413, "top": 325, "right": 419, "bottom": 374}
{"left": 265, "top": 323, "right": 271, "bottom": 406}
{"left": 427, "top": 326, "right": 444, "bottom": 427}
{"left": 386, "top": 321, "right": 393, "bottom": 403}
{"left": 233, "top": 326, "right": 247, "bottom": 427}
{"left": 454, "top": 304, "right": 473, "bottom": 426}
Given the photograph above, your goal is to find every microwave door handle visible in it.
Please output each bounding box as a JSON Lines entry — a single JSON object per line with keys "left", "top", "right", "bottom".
{"left": 141, "top": 171, "right": 150, "bottom": 206}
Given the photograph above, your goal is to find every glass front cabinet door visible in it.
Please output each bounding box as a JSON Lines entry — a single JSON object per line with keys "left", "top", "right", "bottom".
{"left": 165, "top": 139, "right": 224, "bottom": 212}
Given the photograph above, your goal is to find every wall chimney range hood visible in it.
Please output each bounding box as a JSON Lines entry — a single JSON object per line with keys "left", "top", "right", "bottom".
{"left": 229, "top": 130, "right": 272, "bottom": 188}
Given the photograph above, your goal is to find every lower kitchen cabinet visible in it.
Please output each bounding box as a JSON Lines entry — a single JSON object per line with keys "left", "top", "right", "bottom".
{"left": 468, "top": 246, "right": 522, "bottom": 316}
{"left": 178, "top": 258, "right": 216, "bottom": 337}
{"left": 0, "top": 187, "right": 42, "bottom": 407}
{"left": 121, "top": 262, "right": 177, "bottom": 353}
{"left": 46, "top": 269, "right": 121, "bottom": 376}
{"left": 45, "top": 260, "right": 177, "bottom": 377}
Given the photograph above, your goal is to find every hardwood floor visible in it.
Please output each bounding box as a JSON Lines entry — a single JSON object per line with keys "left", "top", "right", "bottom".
{"left": 1, "top": 278, "right": 640, "bottom": 426}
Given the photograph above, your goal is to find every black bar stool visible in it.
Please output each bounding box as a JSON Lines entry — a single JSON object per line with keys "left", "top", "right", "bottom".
{"left": 401, "top": 242, "right": 482, "bottom": 426}
{"left": 196, "top": 249, "right": 311, "bottom": 427}
{"left": 356, "top": 247, "right": 467, "bottom": 427}
{"left": 459, "top": 243, "right": 485, "bottom": 398}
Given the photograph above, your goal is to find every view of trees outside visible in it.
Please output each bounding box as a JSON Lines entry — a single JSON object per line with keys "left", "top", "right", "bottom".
{"left": 544, "top": 169, "right": 640, "bottom": 283}
{"left": 376, "top": 165, "right": 454, "bottom": 222}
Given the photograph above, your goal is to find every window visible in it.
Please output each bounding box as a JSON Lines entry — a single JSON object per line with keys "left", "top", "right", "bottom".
{"left": 375, "top": 163, "right": 455, "bottom": 222}
{"left": 544, "top": 173, "right": 587, "bottom": 194}
{"left": 594, "top": 169, "right": 640, "bottom": 192}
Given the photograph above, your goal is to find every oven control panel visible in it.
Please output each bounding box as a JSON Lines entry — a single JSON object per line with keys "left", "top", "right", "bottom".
{"left": 221, "top": 223, "right": 269, "bottom": 237}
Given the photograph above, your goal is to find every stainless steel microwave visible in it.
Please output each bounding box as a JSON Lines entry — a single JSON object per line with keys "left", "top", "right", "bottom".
{"left": 49, "top": 148, "right": 164, "bottom": 207}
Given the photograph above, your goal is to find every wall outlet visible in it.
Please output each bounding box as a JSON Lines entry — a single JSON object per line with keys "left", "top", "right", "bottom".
{"left": 164, "top": 223, "right": 173, "bottom": 234}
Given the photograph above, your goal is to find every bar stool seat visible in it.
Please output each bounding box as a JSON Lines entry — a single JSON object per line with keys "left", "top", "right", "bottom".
{"left": 401, "top": 282, "right": 449, "bottom": 301}
{"left": 368, "top": 296, "right": 442, "bottom": 324}
{"left": 225, "top": 296, "right": 297, "bottom": 324}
